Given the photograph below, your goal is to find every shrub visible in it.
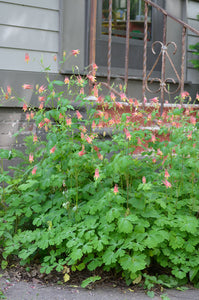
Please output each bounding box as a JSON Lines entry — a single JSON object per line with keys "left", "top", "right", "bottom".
{"left": 0, "top": 52, "right": 199, "bottom": 290}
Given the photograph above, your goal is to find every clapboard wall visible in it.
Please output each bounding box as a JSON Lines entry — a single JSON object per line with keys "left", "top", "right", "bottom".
{"left": 187, "top": 0, "right": 199, "bottom": 84}
{"left": 0, "top": 0, "right": 60, "bottom": 73}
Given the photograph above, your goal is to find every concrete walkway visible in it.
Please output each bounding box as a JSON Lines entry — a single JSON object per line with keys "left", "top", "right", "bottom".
{"left": 1, "top": 276, "right": 199, "bottom": 300}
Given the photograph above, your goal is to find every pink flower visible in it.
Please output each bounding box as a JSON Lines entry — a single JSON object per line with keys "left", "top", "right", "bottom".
{"left": 22, "top": 84, "right": 33, "bottom": 89}
{"left": 151, "top": 97, "right": 159, "bottom": 104}
{"left": 53, "top": 55, "right": 57, "bottom": 61}
{"left": 147, "top": 114, "right": 152, "bottom": 121}
{"left": 39, "top": 102, "right": 44, "bottom": 110}
{"left": 76, "top": 110, "right": 83, "bottom": 120}
{"left": 142, "top": 176, "right": 146, "bottom": 184}
{"left": 94, "top": 168, "right": 99, "bottom": 180}
{"left": 164, "top": 169, "right": 170, "bottom": 179}
{"left": 196, "top": 93, "right": 199, "bottom": 101}
{"left": 190, "top": 116, "right": 196, "bottom": 126}
{"left": 38, "top": 85, "right": 46, "bottom": 94}
{"left": 79, "top": 145, "right": 86, "bottom": 156}
{"left": 123, "top": 128, "right": 131, "bottom": 140}
{"left": 157, "top": 149, "right": 163, "bottom": 156}
{"left": 38, "top": 121, "right": 45, "bottom": 128}
{"left": 7, "top": 86, "right": 11, "bottom": 95}
{"left": 30, "top": 111, "right": 34, "bottom": 119}
{"left": 137, "top": 137, "right": 142, "bottom": 145}
{"left": 26, "top": 113, "right": 30, "bottom": 121}
{"left": 38, "top": 96, "right": 45, "bottom": 102}
{"left": 80, "top": 88, "right": 84, "bottom": 94}
{"left": 152, "top": 158, "right": 156, "bottom": 164}
{"left": 23, "top": 104, "right": 28, "bottom": 112}
{"left": 33, "top": 135, "right": 38, "bottom": 142}
{"left": 181, "top": 91, "right": 189, "bottom": 99}
{"left": 87, "top": 74, "right": 96, "bottom": 83}
{"left": 64, "top": 77, "right": 70, "bottom": 84}
{"left": 162, "top": 179, "right": 172, "bottom": 188}
{"left": 92, "top": 63, "right": 98, "bottom": 71}
{"left": 25, "top": 53, "right": 29, "bottom": 63}
{"left": 86, "top": 135, "right": 92, "bottom": 144}
{"left": 120, "top": 93, "right": 126, "bottom": 101}
{"left": 92, "top": 85, "right": 98, "bottom": 97}
{"left": 50, "top": 146, "right": 56, "bottom": 154}
{"left": 187, "top": 132, "right": 192, "bottom": 140}
{"left": 66, "top": 118, "right": 72, "bottom": 126}
{"left": 29, "top": 154, "right": 34, "bottom": 163}
{"left": 32, "top": 166, "right": 37, "bottom": 175}
{"left": 113, "top": 184, "right": 119, "bottom": 195}
{"left": 71, "top": 49, "right": 80, "bottom": 56}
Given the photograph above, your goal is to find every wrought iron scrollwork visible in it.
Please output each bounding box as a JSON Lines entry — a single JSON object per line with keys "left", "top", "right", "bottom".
{"left": 145, "top": 41, "right": 181, "bottom": 95}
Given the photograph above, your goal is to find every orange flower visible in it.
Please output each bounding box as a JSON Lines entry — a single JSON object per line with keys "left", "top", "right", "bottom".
{"left": 66, "top": 118, "right": 72, "bottom": 126}
{"left": 7, "top": 86, "right": 11, "bottom": 95}
{"left": 53, "top": 55, "right": 57, "bottom": 61}
{"left": 87, "top": 74, "right": 96, "bottom": 83}
{"left": 22, "top": 84, "right": 33, "bottom": 89}
{"left": 162, "top": 179, "right": 172, "bottom": 188}
{"left": 38, "top": 85, "right": 46, "bottom": 94}
{"left": 25, "top": 53, "right": 29, "bottom": 63}
{"left": 181, "top": 91, "right": 189, "bottom": 99}
{"left": 29, "top": 154, "right": 34, "bottom": 163}
{"left": 94, "top": 168, "right": 99, "bottom": 180}
{"left": 71, "top": 49, "right": 80, "bottom": 56}
{"left": 164, "top": 169, "right": 170, "bottom": 179}
{"left": 113, "top": 184, "right": 119, "bottom": 195}
{"left": 142, "top": 176, "right": 146, "bottom": 184}
{"left": 23, "top": 104, "right": 28, "bottom": 112}
{"left": 76, "top": 110, "right": 83, "bottom": 120}
{"left": 78, "top": 145, "right": 86, "bottom": 156}
{"left": 64, "top": 77, "right": 70, "bottom": 84}
{"left": 50, "top": 146, "right": 56, "bottom": 154}
{"left": 32, "top": 166, "right": 37, "bottom": 175}
{"left": 33, "top": 135, "right": 38, "bottom": 142}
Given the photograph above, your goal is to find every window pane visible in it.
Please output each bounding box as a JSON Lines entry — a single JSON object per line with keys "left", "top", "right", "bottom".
{"left": 102, "top": 0, "right": 152, "bottom": 40}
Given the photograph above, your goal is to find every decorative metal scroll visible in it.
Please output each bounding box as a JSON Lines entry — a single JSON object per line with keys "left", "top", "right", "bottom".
{"left": 145, "top": 41, "right": 181, "bottom": 95}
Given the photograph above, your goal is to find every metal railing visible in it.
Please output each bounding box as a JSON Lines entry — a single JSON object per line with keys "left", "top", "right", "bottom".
{"left": 89, "top": 0, "right": 199, "bottom": 113}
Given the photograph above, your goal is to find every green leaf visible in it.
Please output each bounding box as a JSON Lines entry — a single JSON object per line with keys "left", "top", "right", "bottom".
{"left": 118, "top": 218, "right": 133, "bottom": 233}
{"left": 70, "top": 248, "right": 83, "bottom": 261}
{"left": 81, "top": 276, "right": 101, "bottom": 288}
{"left": 18, "top": 180, "right": 38, "bottom": 191}
{"left": 119, "top": 253, "right": 147, "bottom": 273}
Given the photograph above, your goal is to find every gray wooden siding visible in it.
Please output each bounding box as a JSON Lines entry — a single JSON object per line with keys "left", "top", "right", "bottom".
{"left": 0, "top": 0, "right": 59, "bottom": 73}
{"left": 187, "top": 0, "right": 199, "bottom": 84}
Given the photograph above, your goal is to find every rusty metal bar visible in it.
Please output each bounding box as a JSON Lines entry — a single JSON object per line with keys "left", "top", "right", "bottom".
{"left": 124, "top": 0, "right": 130, "bottom": 92}
{"left": 144, "top": 0, "right": 199, "bottom": 36}
{"left": 89, "top": 0, "right": 97, "bottom": 94}
{"left": 181, "top": 26, "right": 186, "bottom": 94}
{"left": 142, "top": 2, "right": 148, "bottom": 104}
{"left": 107, "top": 0, "right": 112, "bottom": 85}
{"left": 160, "top": 14, "right": 167, "bottom": 115}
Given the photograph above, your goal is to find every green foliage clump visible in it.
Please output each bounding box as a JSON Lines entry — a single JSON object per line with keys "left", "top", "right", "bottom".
{"left": 0, "top": 53, "right": 199, "bottom": 291}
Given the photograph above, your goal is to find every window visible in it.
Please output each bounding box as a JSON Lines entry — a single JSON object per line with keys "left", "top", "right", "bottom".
{"left": 95, "top": 0, "right": 165, "bottom": 76}
{"left": 101, "top": 0, "right": 152, "bottom": 40}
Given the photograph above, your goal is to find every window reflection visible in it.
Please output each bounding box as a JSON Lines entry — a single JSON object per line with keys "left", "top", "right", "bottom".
{"left": 102, "top": 0, "right": 152, "bottom": 40}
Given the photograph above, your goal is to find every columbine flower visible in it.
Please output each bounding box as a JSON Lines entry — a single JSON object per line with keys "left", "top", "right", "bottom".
{"left": 162, "top": 179, "right": 172, "bottom": 188}
{"left": 137, "top": 137, "right": 142, "bottom": 145}
{"left": 113, "top": 184, "right": 119, "bottom": 195}
{"left": 22, "top": 84, "right": 33, "bottom": 89}
{"left": 124, "top": 128, "right": 131, "bottom": 140}
{"left": 7, "top": 86, "right": 11, "bottom": 95}
{"left": 181, "top": 91, "right": 189, "bottom": 99}
{"left": 64, "top": 77, "right": 70, "bottom": 84}
{"left": 164, "top": 169, "right": 170, "bottom": 179}
{"left": 157, "top": 148, "right": 163, "bottom": 156}
{"left": 26, "top": 113, "right": 30, "bottom": 121}
{"left": 76, "top": 110, "right": 83, "bottom": 120}
{"left": 152, "top": 158, "right": 156, "bottom": 164}
{"left": 86, "top": 135, "right": 92, "bottom": 144}
{"left": 66, "top": 118, "right": 72, "bottom": 126}
{"left": 39, "top": 102, "right": 44, "bottom": 110}
{"left": 187, "top": 132, "right": 192, "bottom": 140}
{"left": 196, "top": 93, "right": 199, "bottom": 101}
{"left": 29, "top": 154, "right": 34, "bottom": 163}
{"left": 142, "top": 176, "right": 146, "bottom": 184}
{"left": 97, "top": 152, "right": 103, "bottom": 160}
{"left": 87, "top": 74, "right": 96, "bottom": 83}
{"left": 25, "top": 53, "right": 29, "bottom": 63}
{"left": 38, "top": 85, "right": 46, "bottom": 94}
{"left": 151, "top": 97, "right": 159, "bottom": 104}
{"left": 33, "top": 135, "right": 38, "bottom": 143}
{"left": 71, "top": 49, "right": 80, "bottom": 56}
{"left": 38, "top": 96, "right": 45, "bottom": 102}
{"left": 23, "top": 104, "right": 28, "bottom": 112}
{"left": 94, "top": 168, "right": 99, "bottom": 180}
{"left": 120, "top": 93, "right": 126, "bottom": 101}
{"left": 53, "top": 55, "right": 57, "bottom": 61}
{"left": 92, "top": 63, "right": 98, "bottom": 72}
{"left": 32, "top": 166, "right": 37, "bottom": 175}
{"left": 78, "top": 145, "right": 86, "bottom": 156}
{"left": 50, "top": 146, "right": 56, "bottom": 154}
